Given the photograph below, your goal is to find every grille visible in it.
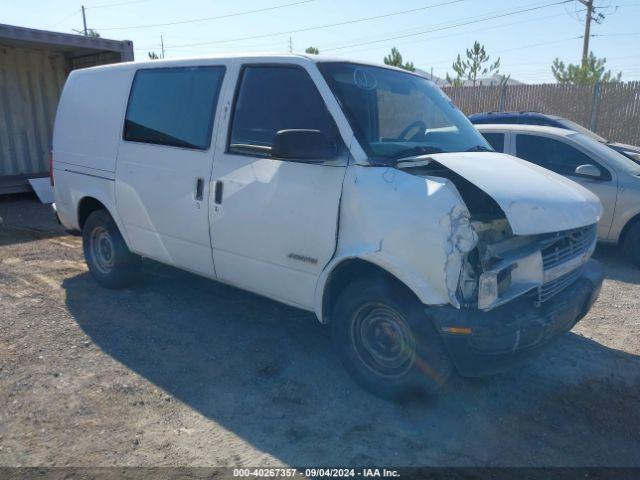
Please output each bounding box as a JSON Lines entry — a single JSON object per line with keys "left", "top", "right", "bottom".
{"left": 532, "top": 224, "right": 597, "bottom": 305}
{"left": 541, "top": 224, "right": 597, "bottom": 270}
{"left": 537, "top": 266, "right": 585, "bottom": 304}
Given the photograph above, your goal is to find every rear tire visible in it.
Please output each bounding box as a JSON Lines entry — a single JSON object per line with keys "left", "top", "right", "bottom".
{"left": 623, "top": 220, "right": 640, "bottom": 267}
{"left": 330, "top": 276, "right": 452, "bottom": 400}
{"left": 82, "top": 209, "right": 140, "bottom": 289}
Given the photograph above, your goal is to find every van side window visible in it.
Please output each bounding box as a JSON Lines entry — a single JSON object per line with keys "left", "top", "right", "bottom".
{"left": 124, "top": 67, "right": 225, "bottom": 150}
{"left": 228, "top": 66, "right": 336, "bottom": 156}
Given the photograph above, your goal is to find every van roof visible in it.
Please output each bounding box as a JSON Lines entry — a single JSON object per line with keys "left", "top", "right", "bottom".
{"left": 70, "top": 53, "right": 429, "bottom": 77}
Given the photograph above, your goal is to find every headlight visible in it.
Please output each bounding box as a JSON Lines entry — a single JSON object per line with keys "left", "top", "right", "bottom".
{"left": 477, "top": 250, "right": 544, "bottom": 310}
{"left": 478, "top": 271, "right": 499, "bottom": 310}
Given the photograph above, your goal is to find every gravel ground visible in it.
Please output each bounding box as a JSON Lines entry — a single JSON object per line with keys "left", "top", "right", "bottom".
{"left": 0, "top": 194, "right": 639, "bottom": 467}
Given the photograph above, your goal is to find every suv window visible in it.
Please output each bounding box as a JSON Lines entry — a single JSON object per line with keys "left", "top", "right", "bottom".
{"left": 124, "top": 66, "right": 225, "bottom": 150}
{"left": 481, "top": 132, "right": 505, "bottom": 152}
{"left": 229, "top": 66, "right": 337, "bottom": 155}
{"left": 515, "top": 134, "right": 601, "bottom": 176}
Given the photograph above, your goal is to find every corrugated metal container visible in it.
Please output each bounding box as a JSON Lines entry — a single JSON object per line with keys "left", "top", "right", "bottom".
{"left": 0, "top": 45, "right": 66, "bottom": 180}
{"left": 0, "top": 23, "right": 133, "bottom": 194}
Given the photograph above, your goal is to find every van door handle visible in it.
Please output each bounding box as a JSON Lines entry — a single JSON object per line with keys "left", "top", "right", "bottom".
{"left": 194, "top": 177, "right": 204, "bottom": 201}
{"left": 214, "top": 181, "right": 224, "bottom": 204}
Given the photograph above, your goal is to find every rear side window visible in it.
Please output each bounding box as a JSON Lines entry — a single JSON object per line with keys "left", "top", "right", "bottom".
{"left": 515, "top": 134, "right": 600, "bottom": 176}
{"left": 481, "top": 132, "right": 505, "bottom": 152}
{"left": 124, "top": 66, "right": 225, "bottom": 150}
{"left": 228, "top": 66, "right": 336, "bottom": 154}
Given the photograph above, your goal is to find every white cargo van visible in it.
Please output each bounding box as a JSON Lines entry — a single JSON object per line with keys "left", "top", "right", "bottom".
{"left": 52, "top": 54, "right": 604, "bottom": 398}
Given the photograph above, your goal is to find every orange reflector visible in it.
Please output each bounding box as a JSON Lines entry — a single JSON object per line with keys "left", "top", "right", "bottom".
{"left": 442, "top": 327, "right": 472, "bottom": 335}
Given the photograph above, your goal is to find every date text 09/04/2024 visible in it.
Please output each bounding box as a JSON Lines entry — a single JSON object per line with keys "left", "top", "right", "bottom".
{"left": 232, "top": 468, "right": 400, "bottom": 478}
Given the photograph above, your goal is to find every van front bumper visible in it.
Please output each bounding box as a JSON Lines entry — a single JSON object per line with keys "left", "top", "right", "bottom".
{"left": 429, "top": 259, "right": 603, "bottom": 377}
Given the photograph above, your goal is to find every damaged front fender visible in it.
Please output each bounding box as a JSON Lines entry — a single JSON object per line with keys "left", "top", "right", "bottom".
{"left": 314, "top": 165, "right": 478, "bottom": 320}
{"left": 441, "top": 204, "right": 479, "bottom": 307}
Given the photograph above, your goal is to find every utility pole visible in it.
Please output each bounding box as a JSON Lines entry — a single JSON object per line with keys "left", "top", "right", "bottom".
{"left": 577, "top": 0, "right": 593, "bottom": 67}
{"left": 81, "top": 5, "right": 88, "bottom": 36}
{"left": 288, "top": 36, "right": 293, "bottom": 53}
{"left": 160, "top": 35, "right": 165, "bottom": 59}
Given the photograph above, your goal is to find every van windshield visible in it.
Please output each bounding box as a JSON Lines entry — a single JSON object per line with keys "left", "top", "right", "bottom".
{"left": 318, "top": 62, "right": 492, "bottom": 163}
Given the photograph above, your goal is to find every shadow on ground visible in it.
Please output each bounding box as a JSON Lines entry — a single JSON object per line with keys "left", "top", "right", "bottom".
{"left": 0, "top": 193, "right": 66, "bottom": 246}
{"left": 593, "top": 243, "right": 640, "bottom": 285}
{"left": 62, "top": 261, "right": 640, "bottom": 467}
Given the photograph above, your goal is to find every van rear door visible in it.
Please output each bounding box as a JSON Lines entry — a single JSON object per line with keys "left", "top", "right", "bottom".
{"left": 115, "top": 65, "right": 226, "bottom": 277}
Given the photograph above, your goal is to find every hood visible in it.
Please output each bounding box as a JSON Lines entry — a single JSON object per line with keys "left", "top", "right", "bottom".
{"left": 398, "top": 152, "right": 602, "bottom": 235}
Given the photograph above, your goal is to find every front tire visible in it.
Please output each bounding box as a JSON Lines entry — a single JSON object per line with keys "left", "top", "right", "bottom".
{"left": 623, "top": 220, "right": 640, "bottom": 267}
{"left": 82, "top": 209, "right": 139, "bottom": 289}
{"left": 331, "top": 276, "right": 453, "bottom": 400}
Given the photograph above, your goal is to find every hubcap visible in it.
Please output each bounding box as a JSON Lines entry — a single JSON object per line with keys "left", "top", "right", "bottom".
{"left": 89, "top": 226, "right": 115, "bottom": 274}
{"left": 350, "top": 303, "right": 416, "bottom": 378}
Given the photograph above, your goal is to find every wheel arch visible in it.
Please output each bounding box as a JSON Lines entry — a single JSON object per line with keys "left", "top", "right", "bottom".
{"left": 619, "top": 211, "right": 640, "bottom": 246}
{"left": 315, "top": 255, "right": 448, "bottom": 324}
{"left": 75, "top": 194, "right": 131, "bottom": 248}
{"left": 77, "top": 196, "right": 108, "bottom": 230}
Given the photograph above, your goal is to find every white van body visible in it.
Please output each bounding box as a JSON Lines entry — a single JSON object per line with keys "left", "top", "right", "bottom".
{"left": 52, "top": 54, "right": 604, "bottom": 396}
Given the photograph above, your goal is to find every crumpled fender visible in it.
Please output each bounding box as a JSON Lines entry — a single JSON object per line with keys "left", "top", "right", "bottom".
{"left": 313, "top": 165, "right": 478, "bottom": 321}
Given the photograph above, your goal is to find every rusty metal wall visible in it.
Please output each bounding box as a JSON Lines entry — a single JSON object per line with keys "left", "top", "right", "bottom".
{"left": 0, "top": 45, "right": 66, "bottom": 177}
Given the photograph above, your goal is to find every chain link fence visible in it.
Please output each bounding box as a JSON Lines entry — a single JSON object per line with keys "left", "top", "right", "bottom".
{"left": 442, "top": 81, "right": 640, "bottom": 146}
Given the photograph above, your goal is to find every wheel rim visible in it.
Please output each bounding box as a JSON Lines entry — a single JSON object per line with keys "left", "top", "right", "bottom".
{"left": 89, "top": 226, "right": 115, "bottom": 274}
{"left": 350, "top": 302, "right": 416, "bottom": 379}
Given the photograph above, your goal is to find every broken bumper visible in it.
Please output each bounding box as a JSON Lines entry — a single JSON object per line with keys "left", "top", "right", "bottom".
{"left": 430, "top": 259, "right": 603, "bottom": 377}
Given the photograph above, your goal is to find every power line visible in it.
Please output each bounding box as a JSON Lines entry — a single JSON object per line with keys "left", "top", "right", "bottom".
{"left": 48, "top": 9, "right": 81, "bottom": 28}
{"left": 590, "top": 31, "right": 640, "bottom": 36}
{"left": 314, "top": 0, "right": 571, "bottom": 52}
{"left": 95, "top": 0, "right": 316, "bottom": 31}
{"left": 85, "top": 0, "right": 149, "bottom": 9}
{"left": 136, "top": 0, "right": 470, "bottom": 50}
{"left": 321, "top": 9, "right": 575, "bottom": 57}
{"left": 322, "top": 0, "right": 574, "bottom": 52}
{"left": 426, "top": 36, "right": 581, "bottom": 67}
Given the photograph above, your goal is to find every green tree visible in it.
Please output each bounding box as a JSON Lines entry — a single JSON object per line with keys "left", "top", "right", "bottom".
{"left": 383, "top": 47, "right": 415, "bottom": 72}
{"left": 551, "top": 52, "right": 621, "bottom": 85}
{"left": 148, "top": 51, "right": 161, "bottom": 60}
{"left": 73, "top": 28, "right": 100, "bottom": 37}
{"left": 305, "top": 46, "right": 319, "bottom": 55}
{"left": 446, "top": 41, "right": 500, "bottom": 86}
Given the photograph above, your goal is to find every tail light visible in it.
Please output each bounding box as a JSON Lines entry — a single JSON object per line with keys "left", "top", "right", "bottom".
{"left": 49, "top": 150, "right": 54, "bottom": 186}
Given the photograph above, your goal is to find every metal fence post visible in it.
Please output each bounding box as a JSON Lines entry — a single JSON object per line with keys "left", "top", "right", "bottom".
{"left": 590, "top": 81, "right": 601, "bottom": 133}
{"left": 498, "top": 82, "right": 507, "bottom": 112}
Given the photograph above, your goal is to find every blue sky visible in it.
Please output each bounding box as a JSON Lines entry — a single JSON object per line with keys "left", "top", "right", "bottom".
{"left": 5, "top": 0, "right": 640, "bottom": 83}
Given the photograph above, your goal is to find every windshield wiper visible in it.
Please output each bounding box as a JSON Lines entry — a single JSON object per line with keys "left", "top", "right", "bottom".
{"left": 465, "top": 145, "right": 494, "bottom": 152}
{"left": 387, "top": 145, "right": 445, "bottom": 163}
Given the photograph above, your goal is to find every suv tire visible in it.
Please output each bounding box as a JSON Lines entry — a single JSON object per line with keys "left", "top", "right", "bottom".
{"left": 330, "top": 276, "right": 453, "bottom": 400}
{"left": 82, "top": 209, "right": 140, "bottom": 289}
{"left": 623, "top": 220, "right": 640, "bottom": 267}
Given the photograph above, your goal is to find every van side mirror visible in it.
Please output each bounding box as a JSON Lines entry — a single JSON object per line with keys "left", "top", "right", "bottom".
{"left": 271, "top": 129, "right": 337, "bottom": 162}
{"left": 574, "top": 164, "right": 602, "bottom": 179}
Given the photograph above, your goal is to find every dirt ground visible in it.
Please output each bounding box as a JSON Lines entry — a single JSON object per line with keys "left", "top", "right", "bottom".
{"left": 0, "top": 194, "right": 639, "bottom": 468}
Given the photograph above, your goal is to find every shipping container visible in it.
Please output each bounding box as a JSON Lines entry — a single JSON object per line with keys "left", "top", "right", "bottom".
{"left": 0, "top": 23, "right": 133, "bottom": 194}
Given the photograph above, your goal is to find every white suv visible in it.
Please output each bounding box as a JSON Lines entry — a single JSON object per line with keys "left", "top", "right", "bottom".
{"left": 52, "top": 55, "right": 603, "bottom": 399}
{"left": 477, "top": 124, "right": 640, "bottom": 266}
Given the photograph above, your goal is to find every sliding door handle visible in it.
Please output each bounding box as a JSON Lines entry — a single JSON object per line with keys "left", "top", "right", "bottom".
{"left": 214, "top": 180, "right": 224, "bottom": 205}
{"left": 194, "top": 177, "right": 205, "bottom": 201}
